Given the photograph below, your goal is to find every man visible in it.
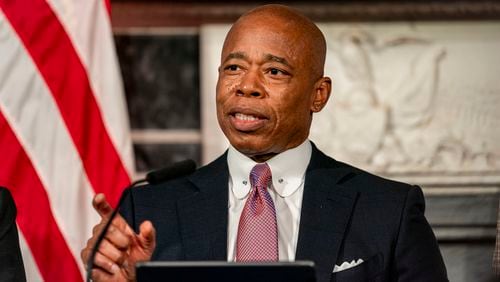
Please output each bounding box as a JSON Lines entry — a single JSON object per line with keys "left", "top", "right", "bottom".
{"left": 81, "top": 4, "right": 448, "bottom": 282}
{"left": 0, "top": 187, "right": 26, "bottom": 282}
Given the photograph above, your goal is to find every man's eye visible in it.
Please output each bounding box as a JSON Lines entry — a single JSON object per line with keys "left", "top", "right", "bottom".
{"left": 225, "top": 65, "right": 239, "bottom": 71}
{"left": 269, "top": 68, "right": 286, "bottom": 75}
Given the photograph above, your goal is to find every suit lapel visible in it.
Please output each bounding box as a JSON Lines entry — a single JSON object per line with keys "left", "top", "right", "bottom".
{"left": 176, "top": 153, "right": 229, "bottom": 260}
{"left": 296, "top": 145, "right": 359, "bottom": 280}
{"left": 174, "top": 144, "right": 358, "bottom": 270}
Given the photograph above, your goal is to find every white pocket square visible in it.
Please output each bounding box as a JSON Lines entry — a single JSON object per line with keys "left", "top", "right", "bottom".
{"left": 332, "top": 258, "right": 364, "bottom": 273}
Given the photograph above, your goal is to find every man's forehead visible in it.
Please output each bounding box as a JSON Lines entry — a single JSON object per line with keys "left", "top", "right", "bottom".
{"left": 222, "top": 23, "right": 304, "bottom": 59}
{"left": 230, "top": 14, "right": 302, "bottom": 40}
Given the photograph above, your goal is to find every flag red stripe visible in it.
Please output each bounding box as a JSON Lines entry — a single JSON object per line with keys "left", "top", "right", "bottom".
{"left": 0, "top": 0, "right": 130, "bottom": 207}
{"left": 0, "top": 112, "right": 83, "bottom": 282}
{"left": 105, "top": 0, "right": 111, "bottom": 16}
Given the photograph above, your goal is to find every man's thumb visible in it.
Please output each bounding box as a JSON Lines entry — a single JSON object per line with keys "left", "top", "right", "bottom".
{"left": 138, "top": 220, "right": 156, "bottom": 252}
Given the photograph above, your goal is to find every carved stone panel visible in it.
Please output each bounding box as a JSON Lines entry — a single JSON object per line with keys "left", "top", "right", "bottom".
{"left": 311, "top": 22, "right": 500, "bottom": 185}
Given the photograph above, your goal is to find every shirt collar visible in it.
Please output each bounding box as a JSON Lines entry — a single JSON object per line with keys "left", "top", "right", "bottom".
{"left": 227, "top": 140, "right": 312, "bottom": 199}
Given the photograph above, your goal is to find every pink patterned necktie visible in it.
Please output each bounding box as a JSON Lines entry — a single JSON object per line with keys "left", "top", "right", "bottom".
{"left": 236, "top": 163, "right": 278, "bottom": 262}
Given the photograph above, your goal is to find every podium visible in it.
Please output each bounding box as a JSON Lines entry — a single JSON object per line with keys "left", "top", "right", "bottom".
{"left": 136, "top": 261, "right": 316, "bottom": 282}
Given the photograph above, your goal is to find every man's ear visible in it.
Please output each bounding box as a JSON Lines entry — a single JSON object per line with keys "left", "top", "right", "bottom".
{"left": 310, "top": 76, "right": 332, "bottom": 113}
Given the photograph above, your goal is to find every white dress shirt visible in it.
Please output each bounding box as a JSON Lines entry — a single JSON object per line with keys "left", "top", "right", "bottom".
{"left": 226, "top": 140, "right": 312, "bottom": 261}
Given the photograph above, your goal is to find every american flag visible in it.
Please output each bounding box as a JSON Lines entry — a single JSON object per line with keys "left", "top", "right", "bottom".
{"left": 0, "top": 0, "right": 133, "bottom": 280}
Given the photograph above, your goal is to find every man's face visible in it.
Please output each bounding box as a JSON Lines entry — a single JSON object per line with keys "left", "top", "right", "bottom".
{"left": 216, "top": 19, "right": 321, "bottom": 160}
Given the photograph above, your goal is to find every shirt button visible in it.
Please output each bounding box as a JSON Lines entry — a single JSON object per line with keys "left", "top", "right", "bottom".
{"left": 242, "top": 180, "right": 248, "bottom": 185}
{"left": 278, "top": 178, "right": 284, "bottom": 183}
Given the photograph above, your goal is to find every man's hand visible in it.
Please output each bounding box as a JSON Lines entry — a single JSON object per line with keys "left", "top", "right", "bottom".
{"left": 80, "top": 194, "right": 156, "bottom": 282}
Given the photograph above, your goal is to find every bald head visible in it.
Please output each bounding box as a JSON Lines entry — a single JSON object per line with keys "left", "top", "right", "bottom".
{"left": 223, "top": 4, "right": 327, "bottom": 79}
{"left": 216, "top": 4, "right": 332, "bottom": 160}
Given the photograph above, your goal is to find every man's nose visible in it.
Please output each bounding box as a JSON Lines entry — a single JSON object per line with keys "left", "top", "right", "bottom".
{"left": 236, "top": 70, "right": 263, "bottom": 98}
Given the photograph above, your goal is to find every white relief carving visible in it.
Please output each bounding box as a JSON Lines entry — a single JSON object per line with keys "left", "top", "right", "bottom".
{"left": 311, "top": 23, "right": 500, "bottom": 175}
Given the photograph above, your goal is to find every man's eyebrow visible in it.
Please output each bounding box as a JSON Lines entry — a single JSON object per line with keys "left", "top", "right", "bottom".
{"left": 264, "top": 54, "right": 292, "bottom": 68}
{"left": 222, "top": 52, "right": 292, "bottom": 68}
{"left": 222, "top": 52, "right": 247, "bottom": 63}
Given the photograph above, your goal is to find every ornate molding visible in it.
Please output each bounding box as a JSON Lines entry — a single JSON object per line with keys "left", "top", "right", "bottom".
{"left": 112, "top": 1, "right": 500, "bottom": 28}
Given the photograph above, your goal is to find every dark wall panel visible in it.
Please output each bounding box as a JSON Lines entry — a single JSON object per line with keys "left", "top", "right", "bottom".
{"left": 115, "top": 34, "right": 200, "bottom": 130}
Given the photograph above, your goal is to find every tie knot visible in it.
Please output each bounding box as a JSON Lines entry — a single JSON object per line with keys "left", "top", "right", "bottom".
{"left": 250, "top": 163, "right": 272, "bottom": 188}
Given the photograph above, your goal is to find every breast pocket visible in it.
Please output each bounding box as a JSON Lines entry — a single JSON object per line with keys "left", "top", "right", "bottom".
{"left": 330, "top": 253, "right": 384, "bottom": 282}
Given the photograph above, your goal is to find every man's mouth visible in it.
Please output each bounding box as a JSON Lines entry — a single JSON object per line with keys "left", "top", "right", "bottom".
{"left": 234, "top": 113, "right": 260, "bottom": 121}
{"left": 229, "top": 111, "right": 268, "bottom": 132}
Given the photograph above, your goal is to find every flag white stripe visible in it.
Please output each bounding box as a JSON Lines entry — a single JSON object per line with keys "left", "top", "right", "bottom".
{"left": 46, "top": 0, "right": 134, "bottom": 174}
{"left": 0, "top": 11, "right": 98, "bottom": 279}
{"left": 18, "top": 229, "right": 43, "bottom": 282}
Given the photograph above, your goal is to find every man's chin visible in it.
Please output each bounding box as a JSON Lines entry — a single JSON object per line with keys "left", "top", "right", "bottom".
{"left": 228, "top": 139, "right": 278, "bottom": 162}
{"left": 231, "top": 143, "right": 267, "bottom": 156}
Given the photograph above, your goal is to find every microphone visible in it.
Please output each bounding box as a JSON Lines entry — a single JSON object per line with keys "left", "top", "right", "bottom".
{"left": 85, "top": 159, "right": 196, "bottom": 282}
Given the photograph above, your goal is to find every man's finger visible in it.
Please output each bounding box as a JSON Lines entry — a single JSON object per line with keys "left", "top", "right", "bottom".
{"left": 105, "top": 224, "right": 133, "bottom": 251}
{"left": 91, "top": 220, "right": 108, "bottom": 236}
{"left": 80, "top": 247, "right": 91, "bottom": 265}
{"left": 81, "top": 236, "right": 101, "bottom": 266}
{"left": 111, "top": 213, "right": 136, "bottom": 237}
{"left": 99, "top": 238, "right": 127, "bottom": 265}
{"left": 92, "top": 193, "right": 113, "bottom": 219}
{"left": 82, "top": 222, "right": 130, "bottom": 264}
{"left": 92, "top": 194, "right": 133, "bottom": 235}
{"left": 138, "top": 220, "right": 156, "bottom": 252}
{"left": 93, "top": 252, "right": 120, "bottom": 275}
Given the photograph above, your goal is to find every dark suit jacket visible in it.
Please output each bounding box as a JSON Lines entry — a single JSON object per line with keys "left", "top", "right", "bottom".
{"left": 120, "top": 145, "right": 448, "bottom": 282}
{"left": 0, "top": 187, "right": 26, "bottom": 282}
